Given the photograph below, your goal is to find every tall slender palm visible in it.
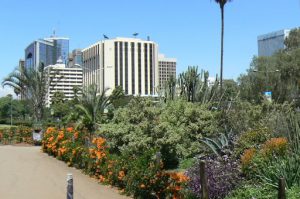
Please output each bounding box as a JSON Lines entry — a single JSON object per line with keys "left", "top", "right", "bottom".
{"left": 215, "top": 0, "right": 231, "bottom": 92}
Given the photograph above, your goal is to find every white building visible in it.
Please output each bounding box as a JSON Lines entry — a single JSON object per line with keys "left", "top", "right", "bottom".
{"left": 82, "top": 37, "right": 159, "bottom": 96}
{"left": 44, "top": 60, "right": 82, "bottom": 107}
{"left": 158, "top": 54, "right": 176, "bottom": 89}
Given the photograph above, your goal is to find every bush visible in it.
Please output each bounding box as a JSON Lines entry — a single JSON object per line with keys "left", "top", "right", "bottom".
{"left": 234, "top": 127, "right": 271, "bottom": 157}
{"left": 101, "top": 99, "right": 220, "bottom": 169}
{"left": 0, "top": 126, "right": 33, "bottom": 145}
{"left": 187, "top": 156, "right": 242, "bottom": 199}
{"left": 42, "top": 127, "right": 189, "bottom": 198}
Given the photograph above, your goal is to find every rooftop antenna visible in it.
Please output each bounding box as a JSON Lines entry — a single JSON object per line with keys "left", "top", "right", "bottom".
{"left": 51, "top": 28, "right": 56, "bottom": 38}
{"left": 133, "top": 33, "right": 138, "bottom": 38}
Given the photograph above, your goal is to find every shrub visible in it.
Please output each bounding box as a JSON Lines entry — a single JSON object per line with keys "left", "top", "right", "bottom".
{"left": 42, "top": 127, "right": 189, "bottom": 198}
{"left": 234, "top": 127, "right": 271, "bottom": 157}
{"left": 187, "top": 156, "right": 242, "bottom": 199}
{"left": 101, "top": 99, "right": 220, "bottom": 169}
{"left": 0, "top": 126, "right": 33, "bottom": 145}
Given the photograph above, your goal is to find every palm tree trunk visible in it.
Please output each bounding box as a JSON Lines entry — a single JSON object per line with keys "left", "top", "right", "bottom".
{"left": 220, "top": 5, "right": 224, "bottom": 93}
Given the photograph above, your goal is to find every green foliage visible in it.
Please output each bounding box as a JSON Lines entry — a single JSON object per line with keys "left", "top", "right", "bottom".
{"left": 234, "top": 127, "right": 271, "bottom": 156}
{"left": 0, "top": 126, "right": 33, "bottom": 145}
{"left": 224, "top": 101, "right": 266, "bottom": 134}
{"left": 0, "top": 96, "right": 31, "bottom": 125}
{"left": 225, "top": 184, "right": 276, "bottom": 199}
{"left": 201, "top": 131, "right": 233, "bottom": 157}
{"left": 226, "top": 184, "right": 300, "bottom": 199}
{"left": 42, "top": 127, "right": 188, "bottom": 198}
{"left": 2, "top": 64, "right": 48, "bottom": 122}
{"left": 239, "top": 45, "right": 300, "bottom": 105}
{"left": 284, "top": 28, "right": 300, "bottom": 51}
{"left": 68, "top": 84, "right": 121, "bottom": 136}
{"left": 101, "top": 98, "right": 220, "bottom": 168}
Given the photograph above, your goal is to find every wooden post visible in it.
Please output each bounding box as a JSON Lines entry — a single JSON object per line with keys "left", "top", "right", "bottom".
{"left": 200, "top": 161, "right": 209, "bottom": 199}
{"left": 67, "top": 173, "right": 73, "bottom": 199}
{"left": 278, "top": 178, "right": 286, "bottom": 199}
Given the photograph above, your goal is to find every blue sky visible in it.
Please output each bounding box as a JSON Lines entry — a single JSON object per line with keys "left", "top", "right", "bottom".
{"left": 1, "top": 0, "right": 300, "bottom": 96}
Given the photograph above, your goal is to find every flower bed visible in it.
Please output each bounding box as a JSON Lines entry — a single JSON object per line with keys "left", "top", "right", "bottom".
{"left": 0, "top": 126, "right": 33, "bottom": 145}
{"left": 42, "top": 127, "right": 189, "bottom": 198}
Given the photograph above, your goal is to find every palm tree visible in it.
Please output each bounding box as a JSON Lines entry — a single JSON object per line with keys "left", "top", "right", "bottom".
{"left": 214, "top": 0, "right": 231, "bottom": 92}
{"left": 72, "top": 84, "right": 113, "bottom": 138}
{"left": 2, "top": 65, "right": 46, "bottom": 123}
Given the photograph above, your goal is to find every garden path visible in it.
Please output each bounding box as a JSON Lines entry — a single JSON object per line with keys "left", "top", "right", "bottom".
{"left": 0, "top": 145, "right": 130, "bottom": 199}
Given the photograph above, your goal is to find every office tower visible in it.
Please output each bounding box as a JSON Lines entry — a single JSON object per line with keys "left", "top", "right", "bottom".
{"left": 68, "top": 49, "right": 83, "bottom": 68}
{"left": 158, "top": 54, "right": 176, "bottom": 89}
{"left": 44, "top": 59, "right": 82, "bottom": 107}
{"left": 82, "top": 37, "right": 159, "bottom": 96}
{"left": 25, "top": 36, "right": 69, "bottom": 70}
{"left": 258, "top": 29, "right": 290, "bottom": 57}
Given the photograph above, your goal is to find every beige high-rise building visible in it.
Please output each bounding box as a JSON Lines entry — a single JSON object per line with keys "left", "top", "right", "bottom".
{"left": 158, "top": 54, "right": 176, "bottom": 89}
{"left": 82, "top": 37, "right": 159, "bottom": 96}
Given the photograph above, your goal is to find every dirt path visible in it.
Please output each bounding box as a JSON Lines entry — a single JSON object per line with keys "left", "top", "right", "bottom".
{"left": 0, "top": 145, "right": 130, "bottom": 199}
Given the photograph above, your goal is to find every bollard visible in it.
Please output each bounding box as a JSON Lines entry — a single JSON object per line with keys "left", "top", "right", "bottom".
{"left": 278, "top": 178, "right": 286, "bottom": 199}
{"left": 200, "top": 161, "right": 209, "bottom": 199}
{"left": 67, "top": 173, "right": 73, "bottom": 199}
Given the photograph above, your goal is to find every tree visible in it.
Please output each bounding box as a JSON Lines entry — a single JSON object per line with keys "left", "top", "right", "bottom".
{"left": 214, "top": 0, "right": 232, "bottom": 92}
{"left": 163, "top": 75, "right": 176, "bottom": 101}
{"left": 2, "top": 64, "right": 47, "bottom": 122}
{"left": 71, "top": 84, "right": 114, "bottom": 138}
{"left": 284, "top": 28, "right": 300, "bottom": 51}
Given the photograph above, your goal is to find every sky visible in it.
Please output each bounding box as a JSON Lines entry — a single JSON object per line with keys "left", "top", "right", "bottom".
{"left": 0, "top": 0, "right": 300, "bottom": 97}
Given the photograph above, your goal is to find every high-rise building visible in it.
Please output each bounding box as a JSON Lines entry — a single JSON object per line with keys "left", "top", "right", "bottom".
{"left": 158, "top": 54, "right": 176, "bottom": 89}
{"left": 68, "top": 49, "right": 83, "bottom": 68}
{"left": 25, "top": 36, "right": 69, "bottom": 70}
{"left": 258, "top": 29, "right": 290, "bottom": 57}
{"left": 44, "top": 59, "right": 82, "bottom": 107}
{"left": 82, "top": 37, "right": 159, "bottom": 96}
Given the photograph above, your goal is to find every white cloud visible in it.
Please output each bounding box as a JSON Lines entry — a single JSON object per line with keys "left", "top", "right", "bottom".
{"left": 0, "top": 87, "right": 16, "bottom": 98}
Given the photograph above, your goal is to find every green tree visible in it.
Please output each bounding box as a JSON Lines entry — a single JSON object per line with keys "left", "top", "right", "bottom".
{"left": 284, "top": 28, "right": 300, "bottom": 51}
{"left": 163, "top": 75, "right": 176, "bottom": 101}
{"left": 2, "top": 65, "right": 47, "bottom": 122}
{"left": 71, "top": 84, "right": 113, "bottom": 137}
{"left": 214, "top": 0, "right": 232, "bottom": 92}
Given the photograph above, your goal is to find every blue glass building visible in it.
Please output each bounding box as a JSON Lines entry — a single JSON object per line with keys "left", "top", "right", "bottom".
{"left": 257, "top": 29, "right": 290, "bottom": 57}
{"left": 25, "top": 37, "right": 69, "bottom": 69}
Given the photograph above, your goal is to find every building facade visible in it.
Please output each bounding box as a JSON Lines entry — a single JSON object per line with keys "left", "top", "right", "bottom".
{"left": 158, "top": 54, "right": 176, "bottom": 89}
{"left": 25, "top": 36, "right": 69, "bottom": 70}
{"left": 68, "top": 49, "right": 83, "bottom": 68}
{"left": 44, "top": 60, "right": 82, "bottom": 107}
{"left": 258, "top": 29, "right": 290, "bottom": 57}
{"left": 82, "top": 37, "right": 159, "bottom": 96}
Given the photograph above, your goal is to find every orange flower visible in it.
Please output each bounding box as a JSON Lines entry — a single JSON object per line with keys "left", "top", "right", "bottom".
{"left": 261, "top": 137, "right": 288, "bottom": 157}
{"left": 118, "top": 171, "right": 125, "bottom": 180}
{"left": 66, "top": 127, "right": 73, "bottom": 132}
{"left": 140, "top": 184, "right": 146, "bottom": 188}
{"left": 99, "top": 175, "right": 106, "bottom": 182}
{"left": 241, "top": 148, "right": 256, "bottom": 167}
{"left": 74, "top": 132, "right": 79, "bottom": 139}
